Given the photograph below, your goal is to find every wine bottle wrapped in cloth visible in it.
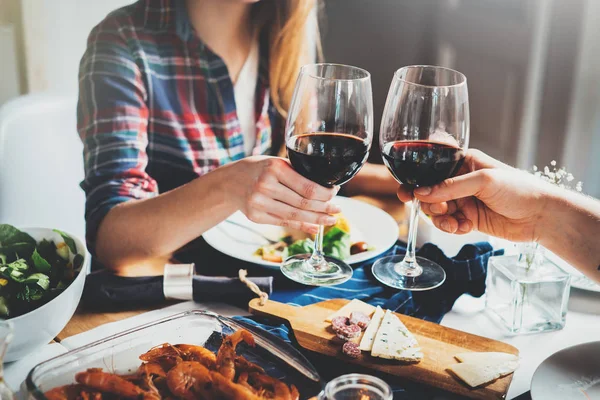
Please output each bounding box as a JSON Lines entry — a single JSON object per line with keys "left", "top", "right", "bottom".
{"left": 81, "top": 266, "right": 272, "bottom": 310}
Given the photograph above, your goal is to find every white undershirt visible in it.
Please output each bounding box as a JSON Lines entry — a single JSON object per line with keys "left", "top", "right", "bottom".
{"left": 234, "top": 40, "right": 259, "bottom": 156}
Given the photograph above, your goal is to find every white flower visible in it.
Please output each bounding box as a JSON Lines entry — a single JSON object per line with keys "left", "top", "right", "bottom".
{"left": 530, "top": 161, "right": 583, "bottom": 193}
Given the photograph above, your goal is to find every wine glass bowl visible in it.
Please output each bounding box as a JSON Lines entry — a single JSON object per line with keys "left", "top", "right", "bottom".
{"left": 282, "top": 63, "right": 373, "bottom": 286}
{"left": 374, "top": 65, "right": 469, "bottom": 291}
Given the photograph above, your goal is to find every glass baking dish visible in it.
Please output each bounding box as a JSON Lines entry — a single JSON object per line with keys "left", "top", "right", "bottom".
{"left": 26, "top": 310, "right": 323, "bottom": 399}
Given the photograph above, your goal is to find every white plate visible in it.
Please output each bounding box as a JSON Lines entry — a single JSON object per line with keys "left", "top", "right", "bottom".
{"left": 203, "top": 196, "right": 399, "bottom": 269}
{"left": 570, "top": 277, "right": 600, "bottom": 293}
{"left": 531, "top": 341, "right": 600, "bottom": 400}
{"left": 544, "top": 251, "right": 600, "bottom": 293}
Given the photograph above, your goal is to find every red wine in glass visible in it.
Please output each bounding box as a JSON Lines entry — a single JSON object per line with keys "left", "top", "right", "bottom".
{"left": 281, "top": 63, "right": 373, "bottom": 287}
{"left": 374, "top": 65, "right": 469, "bottom": 291}
{"left": 382, "top": 140, "right": 466, "bottom": 188}
{"left": 287, "top": 132, "right": 370, "bottom": 188}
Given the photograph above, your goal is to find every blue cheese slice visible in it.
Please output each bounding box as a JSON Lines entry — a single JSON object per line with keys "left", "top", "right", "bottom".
{"left": 371, "top": 309, "right": 423, "bottom": 362}
{"left": 359, "top": 306, "right": 385, "bottom": 351}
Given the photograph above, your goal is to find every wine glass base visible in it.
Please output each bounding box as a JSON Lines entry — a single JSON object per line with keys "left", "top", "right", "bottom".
{"left": 372, "top": 255, "right": 446, "bottom": 291}
{"left": 281, "top": 254, "right": 353, "bottom": 286}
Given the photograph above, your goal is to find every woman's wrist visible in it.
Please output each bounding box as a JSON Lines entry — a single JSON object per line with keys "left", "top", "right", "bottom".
{"left": 207, "top": 158, "right": 248, "bottom": 212}
{"left": 194, "top": 161, "right": 242, "bottom": 215}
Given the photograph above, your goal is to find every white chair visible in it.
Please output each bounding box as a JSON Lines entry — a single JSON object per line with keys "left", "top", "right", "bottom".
{"left": 0, "top": 93, "right": 85, "bottom": 240}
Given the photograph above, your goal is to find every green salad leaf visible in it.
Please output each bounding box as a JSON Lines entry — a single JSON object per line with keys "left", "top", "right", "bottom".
{"left": 0, "top": 224, "right": 36, "bottom": 260}
{"left": 53, "top": 230, "right": 77, "bottom": 254}
{"left": 0, "top": 224, "right": 36, "bottom": 247}
{"left": 322, "top": 226, "right": 352, "bottom": 260}
{"left": 7, "top": 259, "right": 28, "bottom": 271}
{"left": 283, "top": 238, "right": 315, "bottom": 258}
{"left": 16, "top": 285, "right": 44, "bottom": 302}
{"left": 281, "top": 227, "right": 352, "bottom": 260}
{"left": 32, "top": 249, "right": 52, "bottom": 272}
{"left": 26, "top": 273, "right": 50, "bottom": 290}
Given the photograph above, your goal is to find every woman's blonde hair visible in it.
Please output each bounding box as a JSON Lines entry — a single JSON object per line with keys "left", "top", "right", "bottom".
{"left": 254, "top": 0, "right": 322, "bottom": 118}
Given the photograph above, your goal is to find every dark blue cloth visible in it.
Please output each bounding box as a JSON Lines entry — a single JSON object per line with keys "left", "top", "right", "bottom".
{"left": 235, "top": 241, "right": 503, "bottom": 399}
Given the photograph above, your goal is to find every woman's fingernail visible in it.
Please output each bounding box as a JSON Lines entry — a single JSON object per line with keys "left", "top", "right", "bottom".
{"left": 325, "top": 216, "right": 337, "bottom": 225}
{"left": 430, "top": 203, "right": 443, "bottom": 214}
{"left": 440, "top": 219, "right": 451, "bottom": 232}
{"left": 330, "top": 204, "right": 342, "bottom": 214}
{"left": 414, "top": 187, "right": 432, "bottom": 196}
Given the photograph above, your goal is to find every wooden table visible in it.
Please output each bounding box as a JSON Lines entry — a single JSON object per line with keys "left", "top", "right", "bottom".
{"left": 57, "top": 195, "right": 406, "bottom": 341}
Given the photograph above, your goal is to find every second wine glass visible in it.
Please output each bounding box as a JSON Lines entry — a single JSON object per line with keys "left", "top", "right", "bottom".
{"left": 373, "top": 65, "right": 470, "bottom": 291}
{"left": 282, "top": 63, "right": 373, "bottom": 286}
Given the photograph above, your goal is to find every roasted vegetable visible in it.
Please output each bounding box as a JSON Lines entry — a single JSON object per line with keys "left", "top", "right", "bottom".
{"left": 350, "top": 241, "right": 369, "bottom": 255}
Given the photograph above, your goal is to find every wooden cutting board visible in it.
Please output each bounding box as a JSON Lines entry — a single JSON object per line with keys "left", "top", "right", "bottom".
{"left": 249, "top": 298, "right": 518, "bottom": 400}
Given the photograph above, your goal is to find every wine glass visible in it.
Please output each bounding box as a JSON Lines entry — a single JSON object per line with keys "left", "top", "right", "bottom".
{"left": 282, "top": 63, "right": 373, "bottom": 286}
{"left": 373, "top": 65, "right": 469, "bottom": 290}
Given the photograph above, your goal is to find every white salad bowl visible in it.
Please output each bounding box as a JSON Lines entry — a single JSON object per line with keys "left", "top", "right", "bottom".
{"left": 5, "top": 228, "right": 89, "bottom": 362}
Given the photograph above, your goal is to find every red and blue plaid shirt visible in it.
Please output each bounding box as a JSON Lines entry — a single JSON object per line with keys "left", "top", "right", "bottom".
{"left": 77, "top": 0, "right": 281, "bottom": 250}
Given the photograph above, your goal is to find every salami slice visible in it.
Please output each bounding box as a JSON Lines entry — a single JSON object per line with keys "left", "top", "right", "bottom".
{"left": 331, "top": 316, "right": 350, "bottom": 332}
{"left": 335, "top": 323, "right": 361, "bottom": 340}
{"left": 342, "top": 341, "right": 361, "bottom": 358}
{"left": 331, "top": 316, "right": 361, "bottom": 340}
{"left": 349, "top": 311, "right": 371, "bottom": 330}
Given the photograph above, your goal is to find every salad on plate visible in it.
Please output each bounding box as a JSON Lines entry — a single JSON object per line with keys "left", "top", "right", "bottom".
{"left": 254, "top": 214, "right": 372, "bottom": 263}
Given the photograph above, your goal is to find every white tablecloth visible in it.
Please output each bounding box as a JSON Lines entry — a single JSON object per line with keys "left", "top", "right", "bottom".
{"left": 9, "top": 293, "right": 600, "bottom": 399}
{"left": 8, "top": 232, "right": 600, "bottom": 399}
{"left": 441, "top": 288, "right": 600, "bottom": 399}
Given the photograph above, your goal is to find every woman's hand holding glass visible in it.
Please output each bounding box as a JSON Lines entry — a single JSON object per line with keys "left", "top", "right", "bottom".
{"left": 225, "top": 156, "right": 341, "bottom": 235}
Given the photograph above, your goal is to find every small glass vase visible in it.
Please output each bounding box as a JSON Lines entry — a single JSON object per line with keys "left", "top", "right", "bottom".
{"left": 486, "top": 243, "right": 571, "bottom": 335}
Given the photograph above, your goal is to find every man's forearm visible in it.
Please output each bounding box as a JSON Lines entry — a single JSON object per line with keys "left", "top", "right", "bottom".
{"left": 540, "top": 188, "right": 600, "bottom": 282}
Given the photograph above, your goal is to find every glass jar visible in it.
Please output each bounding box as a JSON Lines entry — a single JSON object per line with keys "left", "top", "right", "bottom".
{"left": 318, "top": 374, "right": 392, "bottom": 400}
{"left": 0, "top": 321, "right": 15, "bottom": 399}
{"left": 486, "top": 244, "right": 571, "bottom": 334}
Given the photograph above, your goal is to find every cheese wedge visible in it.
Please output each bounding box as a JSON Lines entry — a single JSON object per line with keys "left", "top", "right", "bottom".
{"left": 455, "top": 352, "right": 518, "bottom": 365}
{"left": 447, "top": 360, "right": 519, "bottom": 388}
{"left": 325, "top": 299, "right": 376, "bottom": 322}
{"left": 371, "top": 309, "right": 423, "bottom": 362}
{"left": 359, "top": 306, "right": 385, "bottom": 351}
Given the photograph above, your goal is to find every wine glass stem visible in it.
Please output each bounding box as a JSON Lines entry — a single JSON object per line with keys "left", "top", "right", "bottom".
{"left": 308, "top": 224, "right": 326, "bottom": 269}
{"left": 399, "top": 198, "right": 422, "bottom": 275}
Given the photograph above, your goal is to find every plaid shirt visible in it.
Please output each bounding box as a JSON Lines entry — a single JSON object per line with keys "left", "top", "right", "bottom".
{"left": 77, "top": 0, "right": 281, "bottom": 250}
